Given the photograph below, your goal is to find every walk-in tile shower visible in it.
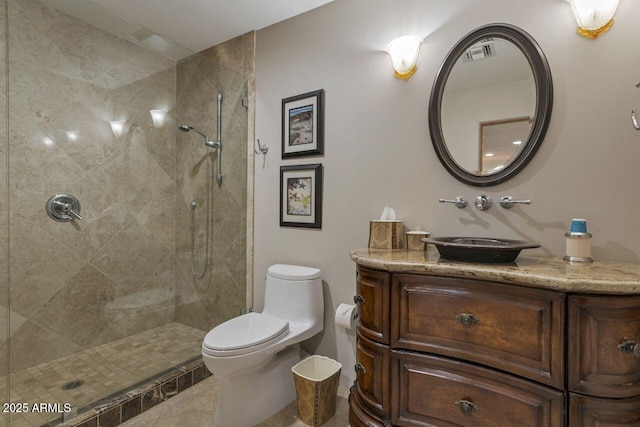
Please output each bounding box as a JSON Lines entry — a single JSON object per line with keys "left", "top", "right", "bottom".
{"left": 0, "top": 0, "right": 252, "bottom": 425}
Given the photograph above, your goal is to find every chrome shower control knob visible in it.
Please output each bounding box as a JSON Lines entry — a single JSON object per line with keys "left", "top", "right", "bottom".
{"left": 474, "top": 195, "right": 493, "bottom": 210}
{"left": 45, "top": 194, "right": 82, "bottom": 222}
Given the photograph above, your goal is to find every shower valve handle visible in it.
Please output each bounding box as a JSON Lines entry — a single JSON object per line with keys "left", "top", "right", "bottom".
{"left": 54, "top": 201, "right": 83, "bottom": 220}
{"left": 45, "top": 194, "right": 82, "bottom": 222}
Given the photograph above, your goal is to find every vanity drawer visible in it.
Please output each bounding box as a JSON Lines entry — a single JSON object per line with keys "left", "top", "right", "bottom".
{"left": 356, "top": 266, "right": 390, "bottom": 344}
{"left": 391, "top": 351, "right": 565, "bottom": 427}
{"left": 391, "top": 274, "right": 565, "bottom": 388}
{"left": 354, "top": 331, "right": 390, "bottom": 418}
{"left": 569, "top": 393, "right": 640, "bottom": 426}
{"left": 568, "top": 294, "right": 640, "bottom": 398}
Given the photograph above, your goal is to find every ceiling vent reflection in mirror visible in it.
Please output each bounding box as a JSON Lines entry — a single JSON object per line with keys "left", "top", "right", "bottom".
{"left": 463, "top": 38, "right": 496, "bottom": 62}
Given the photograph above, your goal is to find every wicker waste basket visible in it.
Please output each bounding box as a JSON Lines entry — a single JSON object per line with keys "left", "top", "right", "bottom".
{"left": 291, "top": 355, "right": 342, "bottom": 427}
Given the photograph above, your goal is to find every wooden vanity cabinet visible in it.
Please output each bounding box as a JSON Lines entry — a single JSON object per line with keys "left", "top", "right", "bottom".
{"left": 566, "top": 294, "right": 640, "bottom": 423}
{"left": 354, "top": 331, "right": 390, "bottom": 418}
{"left": 355, "top": 267, "right": 390, "bottom": 344}
{"left": 350, "top": 265, "right": 640, "bottom": 427}
{"left": 568, "top": 294, "right": 640, "bottom": 398}
{"left": 392, "top": 352, "right": 564, "bottom": 427}
{"left": 569, "top": 394, "right": 640, "bottom": 426}
{"left": 392, "top": 274, "right": 565, "bottom": 389}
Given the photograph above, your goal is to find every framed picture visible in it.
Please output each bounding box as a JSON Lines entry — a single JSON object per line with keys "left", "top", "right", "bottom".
{"left": 282, "top": 89, "right": 324, "bottom": 158}
{"left": 280, "top": 164, "right": 323, "bottom": 228}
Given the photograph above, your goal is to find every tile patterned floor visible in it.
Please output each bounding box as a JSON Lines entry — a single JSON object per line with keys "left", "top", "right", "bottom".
{"left": 1, "top": 323, "right": 205, "bottom": 427}
{"left": 119, "top": 376, "right": 350, "bottom": 427}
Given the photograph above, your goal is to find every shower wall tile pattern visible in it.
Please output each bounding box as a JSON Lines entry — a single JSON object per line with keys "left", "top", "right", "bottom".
{"left": 2, "top": 1, "right": 253, "bottom": 423}
{"left": 3, "top": 0, "right": 181, "bottom": 373}
{"left": 174, "top": 38, "right": 251, "bottom": 330}
{"left": 0, "top": 0, "right": 7, "bottom": 423}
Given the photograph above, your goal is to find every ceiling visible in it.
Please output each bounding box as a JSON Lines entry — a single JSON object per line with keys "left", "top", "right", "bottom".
{"left": 41, "top": 0, "right": 335, "bottom": 59}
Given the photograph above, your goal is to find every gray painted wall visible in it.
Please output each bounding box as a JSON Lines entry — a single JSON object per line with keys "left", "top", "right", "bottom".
{"left": 254, "top": 0, "right": 640, "bottom": 385}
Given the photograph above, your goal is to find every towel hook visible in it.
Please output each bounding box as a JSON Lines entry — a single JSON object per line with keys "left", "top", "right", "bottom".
{"left": 254, "top": 138, "right": 269, "bottom": 169}
{"left": 254, "top": 138, "right": 268, "bottom": 155}
{"left": 633, "top": 82, "right": 640, "bottom": 131}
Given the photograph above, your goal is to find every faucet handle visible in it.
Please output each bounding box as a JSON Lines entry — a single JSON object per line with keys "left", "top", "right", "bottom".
{"left": 500, "top": 196, "right": 532, "bottom": 209}
{"left": 439, "top": 197, "right": 468, "bottom": 209}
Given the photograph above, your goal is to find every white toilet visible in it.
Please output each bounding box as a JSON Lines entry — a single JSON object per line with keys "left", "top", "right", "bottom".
{"left": 201, "top": 264, "right": 324, "bottom": 426}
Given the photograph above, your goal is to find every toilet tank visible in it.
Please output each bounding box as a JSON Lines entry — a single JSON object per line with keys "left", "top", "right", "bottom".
{"left": 263, "top": 264, "right": 323, "bottom": 322}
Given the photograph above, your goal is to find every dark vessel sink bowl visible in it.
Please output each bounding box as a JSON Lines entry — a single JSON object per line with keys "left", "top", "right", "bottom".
{"left": 422, "top": 237, "right": 540, "bottom": 263}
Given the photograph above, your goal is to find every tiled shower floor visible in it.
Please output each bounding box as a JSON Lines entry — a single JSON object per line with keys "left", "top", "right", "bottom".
{"left": 1, "top": 322, "right": 205, "bottom": 427}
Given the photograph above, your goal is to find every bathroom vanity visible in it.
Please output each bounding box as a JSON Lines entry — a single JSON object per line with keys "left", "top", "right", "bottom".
{"left": 348, "top": 248, "right": 640, "bottom": 427}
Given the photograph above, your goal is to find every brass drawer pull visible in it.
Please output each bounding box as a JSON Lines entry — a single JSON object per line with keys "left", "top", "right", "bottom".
{"left": 354, "top": 295, "right": 366, "bottom": 304}
{"left": 456, "top": 313, "right": 479, "bottom": 326}
{"left": 618, "top": 340, "right": 640, "bottom": 357}
{"left": 354, "top": 363, "right": 366, "bottom": 375}
{"left": 454, "top": 399, "right": 479, "bottom": 415}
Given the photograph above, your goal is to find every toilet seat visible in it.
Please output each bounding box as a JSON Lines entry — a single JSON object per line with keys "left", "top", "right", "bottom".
{"left": 202, "top": 312, "right": 289, "bottom": 357}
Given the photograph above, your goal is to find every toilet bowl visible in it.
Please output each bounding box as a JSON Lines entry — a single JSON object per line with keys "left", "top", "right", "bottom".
{"left": 201, "top": 264, "right": 323, "bottom": 426}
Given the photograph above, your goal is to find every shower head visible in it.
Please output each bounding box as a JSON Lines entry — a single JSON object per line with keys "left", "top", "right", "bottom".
{"left": 179, "top": 125, "right": 210, "bottom": 142}
{"left": 178, "top": 125, "right": 220, "bottom": 149}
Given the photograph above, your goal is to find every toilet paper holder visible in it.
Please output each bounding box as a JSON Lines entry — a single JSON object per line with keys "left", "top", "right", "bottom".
{"left": 334, "top": 303, "right": 359, "bottom": 331}
{"left": 333, "top": 307, "right": 359, "bottom": 320}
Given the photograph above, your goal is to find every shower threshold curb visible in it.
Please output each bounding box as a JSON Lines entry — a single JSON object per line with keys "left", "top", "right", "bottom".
{"left": 46, "top": 356, "right": 211, "bottom": 427}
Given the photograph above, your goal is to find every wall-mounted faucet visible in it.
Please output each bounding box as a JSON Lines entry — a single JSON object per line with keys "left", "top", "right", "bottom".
{"left": 441, "top": 195, "right": 533, "bottom": 211}
{"left": 474, "top": 195, "right": 493, "bottom": 211}
{"left": 439, "top": 197, "right": 468, "bottom": 209}
{"left": 500, "top": 196, "right": 532, "bottom": 209}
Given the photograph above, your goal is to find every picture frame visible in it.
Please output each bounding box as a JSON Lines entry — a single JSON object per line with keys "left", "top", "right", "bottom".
{"left": 280, "top": 164, "right": 323, "bottom": 228}
{"left": 282, "top": 89, "right": 324, "bottom": 158}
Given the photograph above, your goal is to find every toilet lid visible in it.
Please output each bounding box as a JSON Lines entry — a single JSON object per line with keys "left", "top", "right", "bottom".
{"left": 268, "top": 264, "right": 321, "bottom": 280}
{"left": 202, "top": 312, "right": 289, "bottom": 356}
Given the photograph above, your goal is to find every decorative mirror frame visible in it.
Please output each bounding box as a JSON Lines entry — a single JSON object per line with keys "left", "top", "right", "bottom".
{"left": 428, "top": 23, "right": 553, "bottom": 186}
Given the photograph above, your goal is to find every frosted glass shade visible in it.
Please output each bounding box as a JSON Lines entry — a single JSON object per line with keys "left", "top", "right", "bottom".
{"left": 568, "top": 0, "right": 620, "bottom": 38}
{"left": 149, "top": 109, "right": 167, "bottom": 128}
{"left": 386, "top": 35, "right": 422, "bottom": 80}
{"left": 109, "top": 120, "right": 125, "bottom": 137}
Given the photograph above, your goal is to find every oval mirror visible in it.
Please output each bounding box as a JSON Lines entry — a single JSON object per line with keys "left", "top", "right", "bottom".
{"left": 428, "top": 23, "right": 553, "bottom": 186}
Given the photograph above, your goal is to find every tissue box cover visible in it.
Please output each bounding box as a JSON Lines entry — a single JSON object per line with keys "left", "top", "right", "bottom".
{"left": 369, "top": 220, "right": 404, "bottom": 249}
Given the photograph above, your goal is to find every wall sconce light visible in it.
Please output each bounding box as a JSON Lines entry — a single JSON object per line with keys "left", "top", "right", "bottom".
{"left": 149, "top": 109, "right": 167, "bottom": 129}
{"left": 386, "top": 35, "right": 422, "bottom": 80}
{"left": 109, "top": 120, "right": 125, "bottom": 137}
{"left": 568, "top": 0, "right": 620, "bottom": 39}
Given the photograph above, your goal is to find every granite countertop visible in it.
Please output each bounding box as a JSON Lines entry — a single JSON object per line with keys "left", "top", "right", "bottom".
{"left": 350, "top": 247, "right": 640, "bottom": 294}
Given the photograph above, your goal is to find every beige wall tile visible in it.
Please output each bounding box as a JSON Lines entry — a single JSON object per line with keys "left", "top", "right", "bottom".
{"left": 175, "top": 38, "right": 249, "bottom": 328}
{"left": 5, "top": 0, "right": 252, "bottom": 390}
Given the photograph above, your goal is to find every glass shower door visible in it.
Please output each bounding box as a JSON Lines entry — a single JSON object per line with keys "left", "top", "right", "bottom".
{"left": 1, "top": 0, "right": 8, "bottom": 424}
{"left": 6, "top": 1, "right": 199, "bottom": 425}
{"left": 4, "top": 1, "right": 250, "bottom": 425}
